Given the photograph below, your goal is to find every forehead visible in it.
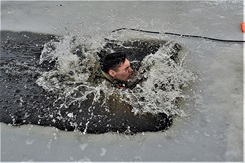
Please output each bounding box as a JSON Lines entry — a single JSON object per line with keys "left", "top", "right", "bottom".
{"left": 118, "top": 59, "right": 130, "bottom": 70}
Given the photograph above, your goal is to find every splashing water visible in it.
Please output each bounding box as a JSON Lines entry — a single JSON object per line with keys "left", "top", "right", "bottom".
{"left": 121, "top": 43, "right": 195, "bottom": 116}
{"left": 36, "top": 34, "right": 113, "bottom": 108}
{"left": 36, "top": 31, "right": 195, "bottom": 117}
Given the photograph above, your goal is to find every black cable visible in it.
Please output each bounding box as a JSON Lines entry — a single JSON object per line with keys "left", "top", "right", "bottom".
{"left": 111, "top": 28, "right": 245, "bottom": 43}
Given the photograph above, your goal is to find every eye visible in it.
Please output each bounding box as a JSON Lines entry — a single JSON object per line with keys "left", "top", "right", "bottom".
{"left": 123, "top": 67, "right": 129, "bottom": 72}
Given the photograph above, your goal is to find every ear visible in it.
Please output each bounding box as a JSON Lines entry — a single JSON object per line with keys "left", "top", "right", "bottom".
{"left": 109, "top": 69, "right": 116, "bottom": 77}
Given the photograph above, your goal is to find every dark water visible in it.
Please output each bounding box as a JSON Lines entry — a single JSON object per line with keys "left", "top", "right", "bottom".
{"left": 0, "top": 31, "right": 176, "bottom": 134}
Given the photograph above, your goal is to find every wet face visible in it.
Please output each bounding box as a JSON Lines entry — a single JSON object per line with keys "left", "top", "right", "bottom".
{"left": 109, "top": 59, "right": 133, "bottom": 81}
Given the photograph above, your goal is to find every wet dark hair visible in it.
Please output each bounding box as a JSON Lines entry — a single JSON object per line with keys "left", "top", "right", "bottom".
{"left": 100, "top": 52, "right": 127, "bottom": 73}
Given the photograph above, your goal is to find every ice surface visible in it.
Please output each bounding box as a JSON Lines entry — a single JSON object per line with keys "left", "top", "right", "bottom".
{"left": 1, "top": 1, "right": 243, "bottom": 162}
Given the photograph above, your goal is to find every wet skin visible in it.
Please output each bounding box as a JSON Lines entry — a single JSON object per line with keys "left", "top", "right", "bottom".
{"left": 109, "top": 59, "right": 134, "bottom": 81}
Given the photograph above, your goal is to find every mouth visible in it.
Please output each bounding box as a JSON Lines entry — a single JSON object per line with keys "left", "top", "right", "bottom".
{"left": 129, "top": 71, "right": 137, "bottom": 79}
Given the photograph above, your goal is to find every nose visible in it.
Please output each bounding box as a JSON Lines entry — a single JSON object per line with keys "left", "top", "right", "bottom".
{"left": 128, "top": 67, "right": 133, "bottom": 73}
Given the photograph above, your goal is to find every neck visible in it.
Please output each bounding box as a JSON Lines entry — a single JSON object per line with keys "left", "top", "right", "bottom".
{"left": 101, "top": 70, "right": 128, "bottom": 86}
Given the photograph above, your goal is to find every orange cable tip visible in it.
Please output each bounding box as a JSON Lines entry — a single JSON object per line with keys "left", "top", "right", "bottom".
{"left": 241, "top": 22, "right": 245, "bottom": 32}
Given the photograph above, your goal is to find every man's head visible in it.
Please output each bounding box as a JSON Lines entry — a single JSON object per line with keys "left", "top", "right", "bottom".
{"left": 101, "top": 52, "right": 133, "bottom": 81}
